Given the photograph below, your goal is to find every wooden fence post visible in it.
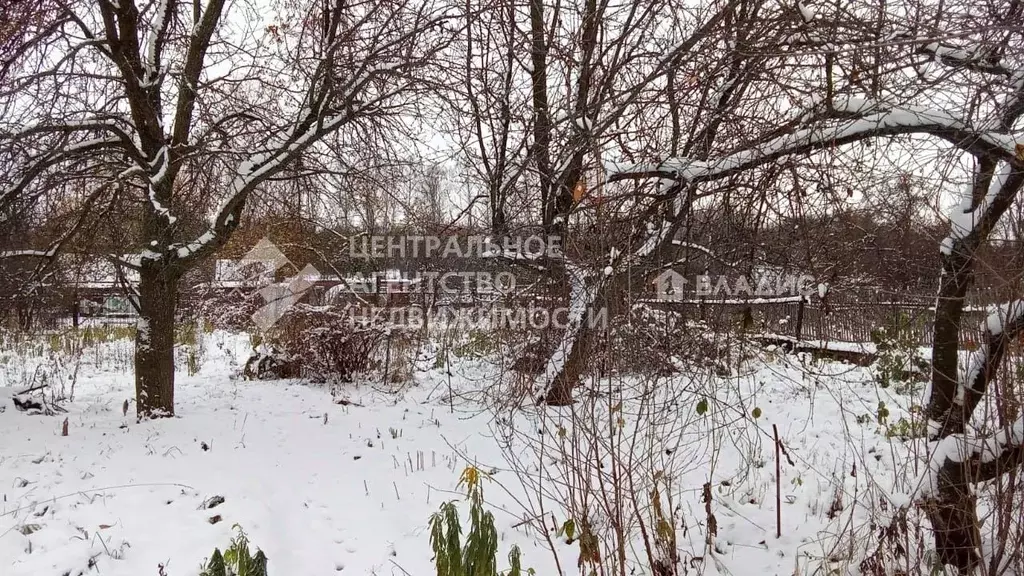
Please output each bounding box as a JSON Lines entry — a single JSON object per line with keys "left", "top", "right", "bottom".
{"left": 794, "top": 297, "right": 805, "bottom": 341}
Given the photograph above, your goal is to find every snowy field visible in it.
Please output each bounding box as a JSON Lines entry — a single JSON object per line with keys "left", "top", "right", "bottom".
{"left": 0, "top": 331, "right": 927, "bottom": 576}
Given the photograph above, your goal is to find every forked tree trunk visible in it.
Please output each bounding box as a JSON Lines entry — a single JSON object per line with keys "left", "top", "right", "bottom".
{"left": 923, "top": 249, "right": 981, "bottom": 571}
{"left": 923, "top": 304, "right": 1024, "bottom": 572}
{"left": 921, "top": 167, "right": 1024, "bottom": 571}
{"left": 135, "top": 262, "right": 179, "bottom": 418}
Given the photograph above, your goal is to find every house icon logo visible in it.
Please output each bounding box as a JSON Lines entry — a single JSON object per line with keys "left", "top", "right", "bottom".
{"left": 234, "top": 237, "right": 320, "bottom": 331}
{"left": 652, "top": 270, "right": 687, "bottom": 301}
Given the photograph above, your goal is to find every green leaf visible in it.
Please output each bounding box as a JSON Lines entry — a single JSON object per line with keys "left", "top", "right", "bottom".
{"left": 251, "top": 550, "right": 268, "bottom": 576}
{"left": 752, "top": 407, "right": 762, "bottom": 419}
{"left": 507, "top": 545, "right": 522, "bottom": 576}
{"left": 202, "top": 549, "right": 226, "bottom": 576}
{"left": 561, "top": 519, "right": 575, "bottom": 541}
{"left": 696, "top": 398, "right": 708, "bottom": 416}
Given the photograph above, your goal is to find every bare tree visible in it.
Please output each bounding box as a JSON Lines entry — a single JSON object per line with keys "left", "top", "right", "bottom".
{"left": 449, "top": 0, "right": 767, "bottom": 402}
{"left": 602, "top": 2, "right": 1024, "bottom": 570}
{"left": 0, "top": 0, "right": 454, "bottom": 417}
{"left": 535, "top": 0, "right": 789, "bottom": 404}
{"left": 448, "top": 0, "right": 531, "bottom": 233}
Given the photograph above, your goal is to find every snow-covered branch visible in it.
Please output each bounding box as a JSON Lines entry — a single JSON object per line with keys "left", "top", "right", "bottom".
{"left": 608, "top": 100, "right": 1021, "bottom": 184}
{"left": 146, "top": 145, "right": 177, "bottom": 224}
{"left": 170, "top": 10, "right": 454, "bottom": 263}
{"left": 143, "top": 0, "right": 173, "bottom": 82}
{"left": 0, "top": 248, "right": 58, "bottom": 259}
{"left": 983, "top": 70, "right": 1024, "bottom": 133}
{"left": 9, "top": 118, "right": 141, "bottom": 157}
{"left": 918, "top": 41, "right": 1013, "bottom": 76}
{"left": 0, "top": 181, "right": 112, "bottom": 262}
{"left": 169, "top": 109, "right": 351, "bottom": 263}
{"left": 1, "top": 137, "right": 124, "bottom": 207}
{"left": 922, "top": 418, "right": 1024, "bottom": 495}
{"left": 940, "top": 162, "right": 1024, "bottom": 254}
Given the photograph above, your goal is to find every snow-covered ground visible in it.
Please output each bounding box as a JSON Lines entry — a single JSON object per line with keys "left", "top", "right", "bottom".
{"left": 0, "top": 331, "right": 927, "bottom": 576}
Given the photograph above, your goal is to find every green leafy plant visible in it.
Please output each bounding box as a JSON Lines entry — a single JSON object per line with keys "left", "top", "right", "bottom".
{"left": 506, "top": 546, "right": 529, "bottom": 576}
{"left": 876, "top": 400, "right": 890, "bottom": 425}
{"left": 870, "top": 315, "right": 926, "bottom": 391}
{"left": 200, "top": 525, "right": 268, "bottom": 576}
{"left": 428, "top": 466, "right": 531, "bottom": 576}
{"left": 885, "top": 415, "right": 926, "bottom": 440}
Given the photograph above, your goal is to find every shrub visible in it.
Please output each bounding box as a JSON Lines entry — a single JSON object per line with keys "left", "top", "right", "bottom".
{"left": 200, "top": 289, "right": 263, "bottom": 333}
{"left": 265, "top": 304, "right": 388, "bottom": 383}
{"left": 869, "top": 314, "right": 927, "bottom": 391}
{"left": 242, "top": 346, "right": 299, "bottom": 380}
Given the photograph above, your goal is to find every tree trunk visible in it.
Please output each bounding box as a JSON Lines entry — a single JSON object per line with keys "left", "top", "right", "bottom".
{"left": 490, "top": 183, "right": 507, "bottom": 236}
{"left": 915, "top": 165, "right": 1024, "bottom": 572}
{"left": 135, "top": 262, "right": 179, "bottom": 418}
{"left": 924, "top": 478, "right": 982, "bottom": 572}
{"left": 527, "top": 0, "right": 553, "bottom": 231}
{"left": 924, "top": 246, "right": 984, "bottom": 572}
{"left": 544, "top": 319, "right": 595, "bottom": 405}
{"left": 542, "top": 273, "right": 622, "bottom": 405}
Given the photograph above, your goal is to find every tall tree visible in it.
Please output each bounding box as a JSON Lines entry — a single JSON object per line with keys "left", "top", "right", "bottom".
{"left": 0, "top": 0, "right": 454, "bottom": 417}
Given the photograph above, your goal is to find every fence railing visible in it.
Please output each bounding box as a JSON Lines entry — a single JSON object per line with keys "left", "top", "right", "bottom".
{"left": 644, "top": 295, "right": 991, "bottom": 346}
{"left": 10, "top": 287, "right": 1000, "bottom": 348}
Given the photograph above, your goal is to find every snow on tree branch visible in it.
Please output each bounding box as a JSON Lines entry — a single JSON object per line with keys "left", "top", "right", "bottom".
{"left": 0, "top": 248, "right": 58, "bottom": 259}
{"left": 9, "top": 118, "right": 141, "bottom": 155}
{"left": 607, "top": 100, "right": 1022, "bottom": 185}
{"left": 984, "top": 300, "right": 1024, "bottom": 336}
{"left": 169, "top": 108, "right": 352, "bottom": 262}
{"left": 0, "top": 137, "right": 125, "bottom": 208}
{"left": 143, "top": 0, "right": 173, "bottom": 83}
{"left": 922, "top": 418, "right": 1024, "bottom": 495}
{"left": 940, "top": 162, "right": 1019, "bottom": 254}
{"left": 146, "top": 145, "right": 176, "bottom": 224}
{"left": 918, "top": 42, "right": 1013, "bottom": 77}
{"left": 1, "top": 180, "right": 112, "bottom": 262}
